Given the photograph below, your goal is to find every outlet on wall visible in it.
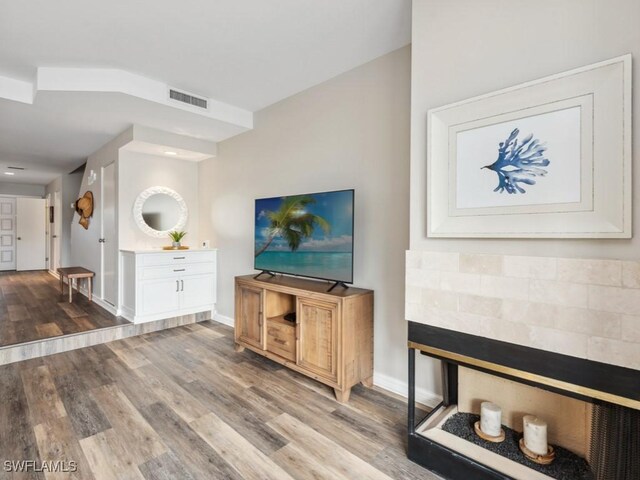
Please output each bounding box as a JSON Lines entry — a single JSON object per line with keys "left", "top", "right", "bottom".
{"left": 202, "top": 240, "right": 210, "bottom": 248}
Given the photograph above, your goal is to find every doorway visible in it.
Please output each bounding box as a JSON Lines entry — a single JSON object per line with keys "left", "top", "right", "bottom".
{"left": 16, "top": 197, "right": 46, "bottom": 271}
{"left": 0, "top": 197, "right": 16, "bottom": 271}
{"left": 51, "top": 191, "right": 61, "bottom": 272}
{"left": 101, "top": 162, "right": 117, "bottom": 306}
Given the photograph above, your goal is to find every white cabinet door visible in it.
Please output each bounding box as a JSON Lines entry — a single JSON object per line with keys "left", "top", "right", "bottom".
{"left": 139, "top": 278, "right": 180, "bottom": 317}
{"left": 181, "top": 274, "right": 216, "bottom": 311}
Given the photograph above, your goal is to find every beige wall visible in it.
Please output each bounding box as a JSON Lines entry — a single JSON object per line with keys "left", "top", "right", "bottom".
{"left": 410, "top": 0, "right": 640, "bottom": 259}
{"left": 198, "top": 47, "right": 431, "bottom": 397}
{"left": 118, "top": 151, "right": 199, "bottom": 251}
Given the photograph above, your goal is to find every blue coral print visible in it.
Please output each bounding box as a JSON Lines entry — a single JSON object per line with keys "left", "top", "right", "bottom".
{"left": 482, "top": 128, "right": 550, "bottom": 194}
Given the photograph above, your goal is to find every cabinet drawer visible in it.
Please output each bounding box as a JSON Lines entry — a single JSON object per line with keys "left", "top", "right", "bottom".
{"left": 140, "top": 251, "right": 216, "bottom": 267}
{"left": 139, "top": 262, "right": 215, "bottom": 280}
{"left": 266, "top": 320, "right": 296, "bottom": 362}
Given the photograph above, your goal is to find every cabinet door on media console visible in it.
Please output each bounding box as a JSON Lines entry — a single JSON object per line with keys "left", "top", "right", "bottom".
{"left": 296, "top": 297, "right": 339, "bottom": 382}
{"left": 236, "top": 285, "right": 264, "bottom": 349}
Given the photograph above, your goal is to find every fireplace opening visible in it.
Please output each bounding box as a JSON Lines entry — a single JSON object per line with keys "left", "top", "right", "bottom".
{"left": 407, "top": 323, "right": 640, "bottom": 480}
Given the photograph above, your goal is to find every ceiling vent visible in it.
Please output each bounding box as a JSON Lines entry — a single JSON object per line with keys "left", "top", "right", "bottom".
{"left": 168, "top": 89, "right": 208, "bottom": 109}
{"left": 7, "top": 166, "right": 25, "bottom": 170}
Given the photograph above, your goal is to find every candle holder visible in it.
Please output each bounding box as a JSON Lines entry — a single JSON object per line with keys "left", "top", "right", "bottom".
{"left": 519, "top": 438, "right": 556, "bottom": 465}
{"left": 473, "top": 421, "right": 505, "bottom": 443}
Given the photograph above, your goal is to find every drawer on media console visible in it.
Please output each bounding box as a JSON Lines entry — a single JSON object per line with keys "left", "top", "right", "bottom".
{"left": 266, "top": 319, "right": 296, "bottom": 362}
{"left": 138, "top": 262, "right": 216, "bottom": 280}
{"left": 140, "top": 251, "right": 216, "bottom": 267}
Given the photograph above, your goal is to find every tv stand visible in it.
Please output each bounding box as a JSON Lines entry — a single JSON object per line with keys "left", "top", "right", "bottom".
{"left": 234, "top": 274, "right": 373, "bottom": 402}
{"left": 327, "top": 281, "right": 349, "bottom": 292}
{"left": 253, "top": 270, "right": 276, "bottom": 280}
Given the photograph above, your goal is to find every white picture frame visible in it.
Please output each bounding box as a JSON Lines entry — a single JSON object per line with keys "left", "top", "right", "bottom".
{"left": 427, "top": 55, "right": 632, "bottom": 238}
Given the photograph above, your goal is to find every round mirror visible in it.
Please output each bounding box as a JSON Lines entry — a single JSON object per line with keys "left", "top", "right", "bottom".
{"left": 133, "top": 186, "right": 188, "bottom": 238}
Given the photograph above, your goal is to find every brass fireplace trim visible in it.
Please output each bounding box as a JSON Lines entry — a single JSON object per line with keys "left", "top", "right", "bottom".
{"left": 408, "top": 341, "right": 640, "bottom": 411}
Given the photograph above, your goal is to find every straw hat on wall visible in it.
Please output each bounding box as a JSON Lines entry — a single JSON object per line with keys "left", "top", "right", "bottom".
{"left": 75, "top": 191, "right": 94, "bottom": 230}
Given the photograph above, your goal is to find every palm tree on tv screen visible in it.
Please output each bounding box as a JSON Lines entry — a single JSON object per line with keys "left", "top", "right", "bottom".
{"left": 255, "top": 196, "right": 330, "bottom": 257}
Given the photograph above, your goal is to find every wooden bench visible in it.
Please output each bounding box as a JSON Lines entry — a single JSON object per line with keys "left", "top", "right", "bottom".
{"left": 57, "top": 267, "right": 95, "bottom": 303}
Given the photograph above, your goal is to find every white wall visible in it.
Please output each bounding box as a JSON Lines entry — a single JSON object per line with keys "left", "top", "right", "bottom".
{"left": 409, "top": 0, "right": 640, "bottom": 401}
{"left": 199, "top": 47, "right": 414, "bottom": 397}
{"left": 0, "top": 182, "right": 45, "bottom": 197}
{"left": 70, "top": 129, "right": 132, "bottom": 297}
{"left": 118, "top": 151, "right": 199, "bottom": 250}
{"left": 411, "top": 0, "right": 640, "bottom": 258}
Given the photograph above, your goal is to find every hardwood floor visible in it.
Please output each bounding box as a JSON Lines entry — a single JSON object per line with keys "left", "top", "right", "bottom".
{"left": 0, "top": 271, "right": 129, "bottom": 347}
{"left": 0, "top": 320, "right": 438, "bottom": 479}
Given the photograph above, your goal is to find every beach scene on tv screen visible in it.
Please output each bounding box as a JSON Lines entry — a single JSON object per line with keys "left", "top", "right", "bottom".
{"left": 254, "top": 190, "right": 353, "bottom": 282}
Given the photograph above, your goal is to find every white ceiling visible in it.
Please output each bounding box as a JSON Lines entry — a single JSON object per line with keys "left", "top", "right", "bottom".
{"left": 0, "top": 0, "right": 411, "bottom": 185}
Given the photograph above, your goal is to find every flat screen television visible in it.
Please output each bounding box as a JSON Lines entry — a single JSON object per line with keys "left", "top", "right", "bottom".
{"left": 254, "top": 189, "right": 354, "bottom": 285}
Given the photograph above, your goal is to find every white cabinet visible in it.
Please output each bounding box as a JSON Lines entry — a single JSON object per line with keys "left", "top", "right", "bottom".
{"left": 120, "top": 249, "right": 217, "bottom": 323}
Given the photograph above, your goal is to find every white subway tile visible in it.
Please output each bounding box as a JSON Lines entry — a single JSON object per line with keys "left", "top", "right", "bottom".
{"left": 405, "top": 302, "right": 424, "bottom": 321}
{"left": 501, "top": 300, "right": 556, "bottom": 328}
{"left": 441, "top": 271, "right": 481, "bottom": 295}
{"left": 554, "top": 308, "right": 621, "bottom": 339}
{"left": 588, "top": 285, "right": 640, "bottom": 315}
{"left": 406, "top": 250, "right": 422, "bottom": 269}
{"left": 421, "top": 288, "right": 458, "bottom": 311}
{"left": 459, "top": 254, "right": 503, "bottom": 275}
{"left": 421, "top": 251, "right": 459, "bottom": 271}
{"left": 458, "top": 294, "right": 502, "bottom": 318}
{"left": 480, "top": 275, "right": 529, "bottom": 300}
{"left": 503, "top": 255, "right": 557, "bottom": 280}
{"left": 529, "top": 280, "right": 588, "bottom": 308}
{"left": 406, "top": 268, "right": 440, "bottom": 289}
{"left": 622, "top": 261, "right": 640, "bottom": 288}
{"left": 588, "top": 337, "right": 640, "bottom": 370}
{"left": 557, "top": 258, "right": 622, "bottom": 286}
{"left": 620, "top": 315, "right": 640, "bottom": 343}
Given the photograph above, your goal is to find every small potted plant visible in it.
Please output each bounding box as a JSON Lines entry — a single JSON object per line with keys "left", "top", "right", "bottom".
{"left": 168, "top": 230, "right": 187, "bottom": 249}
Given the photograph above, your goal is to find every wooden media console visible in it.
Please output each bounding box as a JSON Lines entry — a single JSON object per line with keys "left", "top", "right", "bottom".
{"left": 234, "top": 274, "right": 373, "bottom": 402}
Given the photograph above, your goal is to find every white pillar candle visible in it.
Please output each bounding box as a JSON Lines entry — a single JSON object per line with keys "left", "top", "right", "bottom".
{"left": 523, "top": 415, "right": 548, "bottom": 456}
{"left": 480, "top": 402, "right": 502, "bottom": 437}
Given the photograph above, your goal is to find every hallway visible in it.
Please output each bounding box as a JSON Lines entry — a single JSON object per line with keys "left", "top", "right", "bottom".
{"left": 0, "top": 271, "right": 129, "bottom": 347}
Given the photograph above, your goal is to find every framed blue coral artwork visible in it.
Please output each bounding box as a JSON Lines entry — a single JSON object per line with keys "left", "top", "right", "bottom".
{"left": 427, "top": 55, "right": 631, "bottom": 238}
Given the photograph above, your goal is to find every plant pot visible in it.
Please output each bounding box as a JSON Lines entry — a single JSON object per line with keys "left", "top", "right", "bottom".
{"left": 172, "top": 241, "right": 181, "bottom": 249}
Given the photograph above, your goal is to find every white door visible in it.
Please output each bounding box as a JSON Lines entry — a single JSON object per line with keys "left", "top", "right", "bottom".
{"left": 0, "top": 197, "right": 16, "bottom": 271}
{"left": 16, "top": 198, "right": 46, "bottom": 271}
{"left": 52, "top": 191, "right": 61, "bottom": 271}
{"left": 101, "top": 163, "right": 117, "bottom": 306}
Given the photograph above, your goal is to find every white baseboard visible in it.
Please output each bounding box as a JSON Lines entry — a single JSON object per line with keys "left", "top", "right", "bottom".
{"left": 48, "top": 270, "right": 59, "bottom": 279}
{"left": 373, "top": 371, "right": 442, "bottom": 408}
{"left": 213, "top": 312, "right": 234, "bottom": 327}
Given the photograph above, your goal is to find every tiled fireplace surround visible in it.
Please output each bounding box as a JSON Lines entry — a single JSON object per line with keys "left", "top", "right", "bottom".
{"left": 406, "top": 251, "right": 640, "bottom": 371}
{"left": 406, "top": 250, "right": 640, "bottom": 479}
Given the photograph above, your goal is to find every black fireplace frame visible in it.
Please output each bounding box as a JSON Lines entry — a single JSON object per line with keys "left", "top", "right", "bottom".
{"left": 407, "top": 321, "right": 640, "bottom": 480}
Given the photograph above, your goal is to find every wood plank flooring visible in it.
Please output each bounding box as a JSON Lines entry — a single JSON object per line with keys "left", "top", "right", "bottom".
{"left": 0, "top": 271, "right": 129, "bottom": 347}
{"left": 0, "top": 320, "right": 439, "bottom": 479}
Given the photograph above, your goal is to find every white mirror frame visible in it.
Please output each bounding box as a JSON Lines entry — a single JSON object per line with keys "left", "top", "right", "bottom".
{"left": 133, "top": 186, "right": 188, "bottom": 238}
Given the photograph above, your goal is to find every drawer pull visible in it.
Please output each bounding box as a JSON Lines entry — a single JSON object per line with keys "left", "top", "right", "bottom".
{"left": 181, "top": 280, "right": 184, "bottom": 291}
{"left": 273, "top": 338, "right": 288, "bottom": 346}
{"left": 173, "top": 256, "right": 186, "bottom": 260}
{"left": 176, "top": 280, "right": 179, "bottom": 292}
{"left": 174, "top": 268, "right": 186, "bottom": 272}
